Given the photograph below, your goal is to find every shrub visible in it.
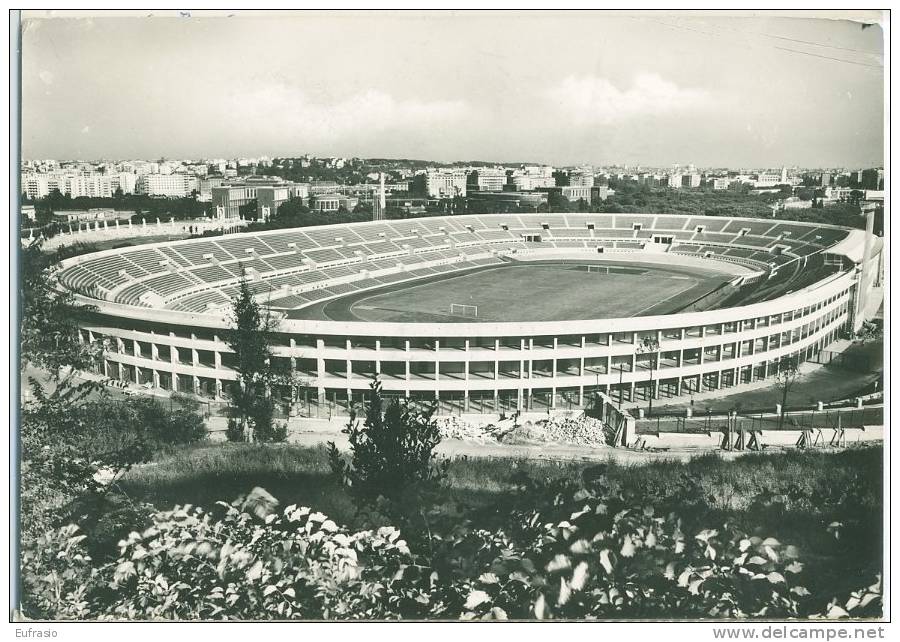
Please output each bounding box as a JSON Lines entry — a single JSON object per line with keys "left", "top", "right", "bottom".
{"left": 23, "top": 501, "right": 425, "bottom": 620}
{"left": 249, "top": 398, "right": 288, "bottom": 443}
{"left": 226, "top": 417, "right": 247, "bottom": 442}
{"left": 329, "top": 379, "right": 447, "bottom": 501}
{"left": 19, "top": 380, "right": 208, "bottom": 554}
{"left": 21, "top": 484, "right": 882, "bottom": 621}
{"left": 20, "top": 525, "right": 94, "bottom": 620}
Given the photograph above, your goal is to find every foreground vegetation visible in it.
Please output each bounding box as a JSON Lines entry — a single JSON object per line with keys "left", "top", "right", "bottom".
{"left": 23, "top": 439, "right": 883, "bottom": 620}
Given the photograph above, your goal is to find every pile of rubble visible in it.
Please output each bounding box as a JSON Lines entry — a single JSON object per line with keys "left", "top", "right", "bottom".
{"left": 435, "top": 415, "right": 515, "bottom": 443}
{"left": 434, "top": 412, "right": 608, "bottom": 448}
{"left": 502, "top": 413, "right": 608, "bottom": 447}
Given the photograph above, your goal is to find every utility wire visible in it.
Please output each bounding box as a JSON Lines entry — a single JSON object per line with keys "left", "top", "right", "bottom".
{"left": 771, "top": 45, "right": 882, "bottom": 69}
{"left": 642, "top": 17, "right": 883, "bottom": 70}
{"left": 690, "top": 19, "right": 883, "bottom": 56}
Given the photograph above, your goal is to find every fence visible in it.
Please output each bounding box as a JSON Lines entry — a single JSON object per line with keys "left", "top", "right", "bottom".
{"left": 639, "top": 406, "right": 883, "bottom": 435}
{"left": 809, "top": 348, "right": 881, "bottom": 373}
{"left": 585, "top": 390, "right": 636, "bottom": 446}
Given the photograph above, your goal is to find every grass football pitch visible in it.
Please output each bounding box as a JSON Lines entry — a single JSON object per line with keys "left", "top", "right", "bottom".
{"left": 333, "top": 262, "right": 728, "bottom": 323}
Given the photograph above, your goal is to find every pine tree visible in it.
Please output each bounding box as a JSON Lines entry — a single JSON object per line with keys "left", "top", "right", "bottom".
{"left": 224, "top": 276, "right": 287, "bottom": 442}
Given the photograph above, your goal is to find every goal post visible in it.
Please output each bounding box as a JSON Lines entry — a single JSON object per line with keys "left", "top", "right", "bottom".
{"left": 450, "top": 303, "right": 478, "bottom": 318}
{"left": 586, "top": 265, "right": 609, "bottom": 274}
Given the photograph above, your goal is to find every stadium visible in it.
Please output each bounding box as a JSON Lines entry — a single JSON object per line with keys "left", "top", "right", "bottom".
{"left": 56, "top": 212, "right": 883, "bottom": 416}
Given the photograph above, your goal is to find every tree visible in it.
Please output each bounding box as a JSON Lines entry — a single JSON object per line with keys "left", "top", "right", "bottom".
{"left": 238, "top": 201, "right": 258, "bottom": 220}
{"left": 223, "top": 277, "right": 289, "bottom": 442}
{"left": 328, "top": 379, "right": 446, "bottom": 502}
{"left": 546, "top": 192, "right": 572, "bottom": 212}
{"left": 19, "top": 240, "right": 101, "bottom": 375}
{"left": 774, "top": 354, "right": 801, "bottom": 430}
{"left": 19, "top": 376, "right": 207, "bottom": 548}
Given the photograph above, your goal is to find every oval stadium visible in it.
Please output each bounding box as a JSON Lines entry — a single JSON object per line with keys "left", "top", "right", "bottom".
{"left": 56, "top": 213, "right": 883, "bottom": 415}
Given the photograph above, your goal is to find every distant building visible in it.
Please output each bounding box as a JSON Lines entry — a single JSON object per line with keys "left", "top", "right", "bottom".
{"left": 466, "top": 190, "right": 547, "bottom": 211}
{"left": 256, "top": 184, "right": 310, "bottom": 220}
{"left": 466, "top": 169, "right": 506, "bottom": 192}
{"left": 116, "top": 173, "right": 137, "bottom": 195}
{"left": 212, "top": 178, "right": 309, "bottom": 219}
{"left": 510, "top": 174, "right": 555, "bottom": 190}
{"left": 413, "top": 170, "right": 467, "bottom": 198}
{"left": 311, "top": 193, "right": 359, "bottom": 213}
{"left": 539, "top": 185, "right": 592, "bottom": 202}
{"left": 23, "top": 173, "right": 64, "bottom": 199}
{"left": 309, "top": 180, "right": 342, "bottom": 195}
{"left": 198, "top": 176, "right": 225, "bottom": 202}
{"left": 52, "top": 208, "right": 133, "bottom": 223}
{"left": 22, "top": 171, "right": 138, "bottom": 199}
{"left": 861, "top": 168, "right": 884, "bottom": 191}
{"left": 137, "top": 173, "right": 198, "bottom": 198}
{"left": 211, "top": 185, "right": 257, "bottom": 219}
{"left": 754, "top": 174, "right": 781, "bottom": 188}
{"left": 681, "top": 173, "right": 701, "bottom": 188}
{"left": 569, "top": 171, "right": 595, "bottom": 188}
{"left": 824, "top": 187, "right": 854, "bottom": 201}
{"left": 780, "top": 197, "right": 812, "bottom": 210}
{"left": 508, "top": 168, "right": 556, "bottom": 191}
{"left": 591, "top": 186, "right": 612, "bottom": 202}
{"left": 820, "top": 172, "right": 832, "bottom": 187}
{"left": 712, "top": 178, "right": 730, "bottom": 190}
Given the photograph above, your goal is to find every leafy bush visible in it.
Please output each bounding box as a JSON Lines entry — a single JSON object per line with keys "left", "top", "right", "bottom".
{"left": 27, "top": 501, "right": 425, "bottom": 620}
{"left": 20, "top": 379, "right": 209, "bottom": 559}
{"left": 20, "top": 525, "right": 95, "bottom": 620}
{"left": 250, "top": 398, "right": 288, "bottom": 443}
{"left": 19, "top": 482, "right": 882, "bottom": 621}
{"left": 130, "top": 396, "right": 207, "bottom": 447}
{"left": 436, "top": 487, "right": 811, "bottom": 620}
{"left": 329, "top": 380, "right": 447, "bottom": 501}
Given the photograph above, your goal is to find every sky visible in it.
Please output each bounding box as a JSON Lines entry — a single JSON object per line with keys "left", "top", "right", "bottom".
{"left": 20, "top": 11, "right": 885, "bottom": 167}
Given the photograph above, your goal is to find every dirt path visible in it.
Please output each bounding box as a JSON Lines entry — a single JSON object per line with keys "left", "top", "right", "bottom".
{"left": 242, "top": 424, "right": 762, "bottom": 465}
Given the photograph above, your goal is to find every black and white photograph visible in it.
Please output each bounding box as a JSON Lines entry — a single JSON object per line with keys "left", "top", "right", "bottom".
{"left": 9, "top": 7, "right": 889, "bottom": 629}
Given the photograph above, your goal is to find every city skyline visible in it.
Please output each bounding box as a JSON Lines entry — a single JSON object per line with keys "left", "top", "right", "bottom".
{"left": 21, "top": 11, "right": 885, "bottom": 167}
{"left": 18, "top": 155, "right": 885, "bottom": 172}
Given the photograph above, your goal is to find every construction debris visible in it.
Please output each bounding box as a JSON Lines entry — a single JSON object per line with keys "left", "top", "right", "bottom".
{"left": 435, "top": 412, "right": 608, "bottom": 447}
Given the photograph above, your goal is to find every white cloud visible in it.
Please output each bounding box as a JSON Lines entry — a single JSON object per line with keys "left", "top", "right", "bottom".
{"left": 217, "top": 84, "right": 468, "bottom": 143}
{"left": 548, "top": 73, "right": 714, "bottom": 124}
